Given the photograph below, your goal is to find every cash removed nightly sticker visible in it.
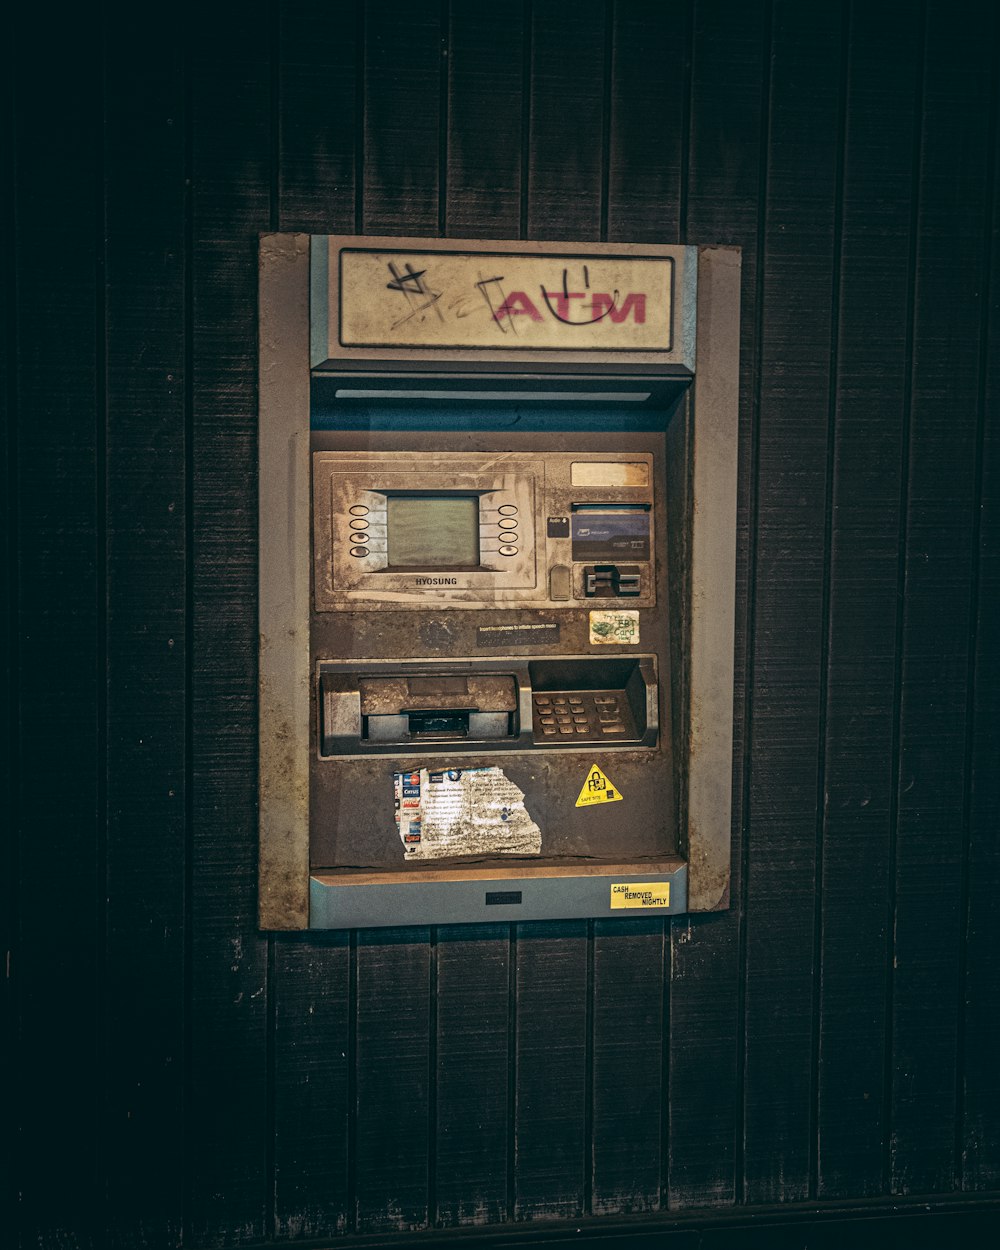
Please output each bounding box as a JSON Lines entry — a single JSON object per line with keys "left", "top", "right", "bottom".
{"left": 575, "top": 764, "right": 624, "bottom": 807}
{"left": 610, "top": 882, "right": 670, "bottom": 910}
{"left": 394, "top": 767, "right": 542, "bottom": 860}
{"left": 589, "top": 610, "right": 639, "bottom": 645}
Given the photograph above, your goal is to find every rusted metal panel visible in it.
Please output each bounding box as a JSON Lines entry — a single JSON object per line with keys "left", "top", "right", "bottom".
{"left": 310, "top": 861, "right": 687, "bottom": 927}
{"left": 258, "top": 233, "right": 311, "bottom": 929}
{"left": 685, "top": 246, "right": 741, "bottom": 911}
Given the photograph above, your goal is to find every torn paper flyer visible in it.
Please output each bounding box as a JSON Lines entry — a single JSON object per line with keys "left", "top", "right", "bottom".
{"left": 394, "top": 767, "right": 542, "bottom": 861}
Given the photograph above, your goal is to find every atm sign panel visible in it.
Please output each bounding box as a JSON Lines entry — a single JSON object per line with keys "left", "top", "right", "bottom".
{"left": 336, "top": 248, "right": 674, "bottom": 353}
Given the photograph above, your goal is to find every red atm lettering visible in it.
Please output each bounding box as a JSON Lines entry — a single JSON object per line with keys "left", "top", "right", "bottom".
{"left": 493, "top": 292, "right": 543, "bottom": 322}
{"left": 495, "top": 290, "right": 647, "bottom": 326}
{"left": 543, "top": 290, "right": 586, "bottom": 320}
{"left": 590, "top": 292, "right": 646, "bottom": 323}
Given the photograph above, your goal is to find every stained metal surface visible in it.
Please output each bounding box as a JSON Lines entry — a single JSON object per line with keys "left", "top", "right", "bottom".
{"left": 257, "top": 233, "right": 312, "bottom": 929}
{"left": 310, "top": 860, "right": 688, "bottom": 927}
{"left": 308, "top": 430, "right": 677, "bottom": 891}
{"left": 685, "top": 246, "right": 741, "bottom": 911}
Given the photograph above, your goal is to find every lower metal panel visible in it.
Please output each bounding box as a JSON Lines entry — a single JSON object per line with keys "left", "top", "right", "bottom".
{"left": 310, "top": 862, "right": 687, "bottom": 928}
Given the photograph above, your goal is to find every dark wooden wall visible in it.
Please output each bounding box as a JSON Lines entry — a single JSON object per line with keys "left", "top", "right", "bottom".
{"left": 6, "top": 1, "right": 999, "bottom": 1246}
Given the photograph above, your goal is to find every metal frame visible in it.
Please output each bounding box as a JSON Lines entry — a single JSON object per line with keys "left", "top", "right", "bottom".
{"left": 686, "top": 246, "right": 741, "bottom": 910}
{"left": 310, "top": 235, "right": 699, "bottom": 371}
{"left": 257, "top": 234, "right": 312, "bottom": 929}
{"left": 258, "top": 234, "right": 740, "bottom": 928}
{"left": 310, "top": 863, "right": 688, "bottom": 928}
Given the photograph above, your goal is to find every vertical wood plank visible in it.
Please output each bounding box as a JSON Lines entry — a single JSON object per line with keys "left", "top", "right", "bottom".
{"left": 526, "top": 0, "right": 606, "bottom": 240}
{"left": 188, "top": 0, "right": 273, "bottom": 1241}
{"left": 266, "top": 10, "right": 358, "bottom": 1235}
{"left": 599, "top": 7, "right": 688, "bottom": 1208}
{"left": 350, "top": 5, "right": 442, "bottom": 1233}
{"left": 668, "top": 0, "right": 766, "bottom": 1208}
{"left": 591, "top": 920, "right": 665, "bottom": 1214}
{"left": 741, "top": 0, "right": 844, "bottom": 1204}
{"left": 279, "top": 0, "right": 360, "bottom": 233}
{"left": 606, "top": 0, "right": 689, "bottom": 244}
{"left": 355, "top": 930, "right": 432, "bottom": 1231}
{"left": 102, "top": 3, "right": 188, "bottom": 1244}
{"left": 446, "top": 0, "right": 527, "bottom": 238}
{"left": 431, "top": 9, "right": 524, "bottom": 1227}
{"left": 513, "top": 3, "right": 607, "bottom": 1224}
{"left": 363, "top": 0, "right": 444, "bottom": 236}
{"left": 515, "top": 922, "right": 589, "bottom": 1219}
{"left": 0, "top": 15, "right": 13, "bottom": 1230}
{"left": 273, "top": 934, "right": 351, "bottom": 1238}
{"left": 12, "top": 3, "right": 104, "bottom": 1244}
{"left": 436, "top": 925, "right": 512, "bottom": 1226}
{"left": 890, "top": 0, "right": 994, "bottom": 1195}
{"left": 817, "top": 0, "right": 921, "bottom": 1199}
{"left": 961, "top": 40, "right": 1000, "bottom": 1189}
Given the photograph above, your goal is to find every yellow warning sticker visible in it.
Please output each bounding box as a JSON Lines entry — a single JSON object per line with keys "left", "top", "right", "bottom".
{"left": 575, "top": 764, "right": 624, "bottom": 807}
{"left": 610, "top": 882, "right": 671, "bottom": 909}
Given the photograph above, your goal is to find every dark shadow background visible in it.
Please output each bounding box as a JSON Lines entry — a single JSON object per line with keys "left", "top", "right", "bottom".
{"left": 4, "top": 1, "right": 999, "bottom": 1246}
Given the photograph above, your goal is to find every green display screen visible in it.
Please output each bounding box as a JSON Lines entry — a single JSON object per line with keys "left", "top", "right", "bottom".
{"left": 386, "top": 495, "right": 480, "bottom": 568}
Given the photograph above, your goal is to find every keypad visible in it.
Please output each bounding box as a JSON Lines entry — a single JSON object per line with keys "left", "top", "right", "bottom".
{"left": 530, "top": 691, "right": 634, "bottom": 743}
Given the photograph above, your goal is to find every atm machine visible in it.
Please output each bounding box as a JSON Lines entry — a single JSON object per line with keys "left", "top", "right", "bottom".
{"left": 258, "top": 236, "right": 740, "bottom": 930}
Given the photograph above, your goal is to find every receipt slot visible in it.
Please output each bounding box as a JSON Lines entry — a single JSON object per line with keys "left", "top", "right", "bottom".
{"left": 258, "top": 235, "right": 740, "bottom": 930}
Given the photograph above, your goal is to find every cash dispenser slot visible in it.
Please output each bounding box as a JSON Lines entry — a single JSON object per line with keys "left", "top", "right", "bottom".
{"left": 320, "top": 670, "right": 521, "bottom": 755}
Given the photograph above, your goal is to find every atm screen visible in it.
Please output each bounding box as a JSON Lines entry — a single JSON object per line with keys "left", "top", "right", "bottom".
{"left": 386, "top": 494, "right": 480, "bottom": 568}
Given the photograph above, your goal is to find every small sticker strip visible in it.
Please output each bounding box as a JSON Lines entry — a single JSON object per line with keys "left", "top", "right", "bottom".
{"left": 575, "top": 764, "right": 623, "bottom": 807}
{"left": 394, "top": 766, "right": 542, "bottom": 860}
{"left": 589, "top": 610, "right": 639, "bottom": 645}
{"left": 477, "top": 622, "right": 560, "bottom": 647}
{"left": 610, "top": 882, "right": 670, "bottom": 910}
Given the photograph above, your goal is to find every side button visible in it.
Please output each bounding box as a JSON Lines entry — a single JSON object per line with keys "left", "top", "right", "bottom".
{"left": 549, "top": 564, "right": 571, "bottom": 601}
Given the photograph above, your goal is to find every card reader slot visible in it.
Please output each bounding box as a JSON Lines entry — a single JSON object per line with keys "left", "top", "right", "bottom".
{"left": 583, "top": 563, "right": 642, "bottom": 598}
